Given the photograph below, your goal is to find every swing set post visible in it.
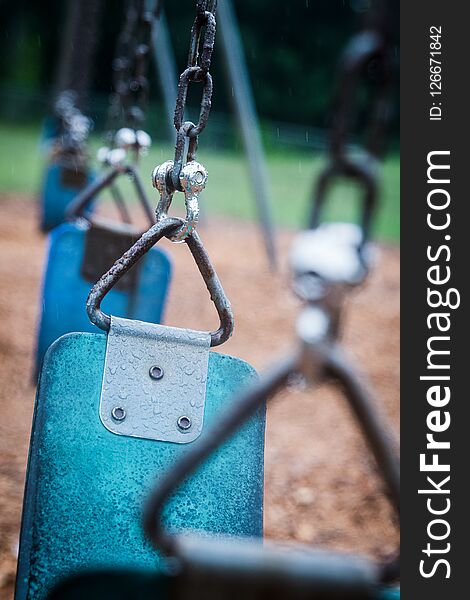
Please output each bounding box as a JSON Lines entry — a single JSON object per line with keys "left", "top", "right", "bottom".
{"left": 217, "top": 0, "right": 278, "bottom": 270}
{"left": 151, "top": 9, "right": 179, "bottom": 142}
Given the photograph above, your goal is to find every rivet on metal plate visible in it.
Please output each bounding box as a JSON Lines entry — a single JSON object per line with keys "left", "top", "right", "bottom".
{"left": 177, "top": 416, "right": 192, "bottom": 432}
{"left": 149, "top": 365, "right": 164, "bottom": 380}
{"left": 100, "top": 317, "right": 210, "bottom": 443}
{"left": 111, "top": 406, "right": 126, "bottom": 421}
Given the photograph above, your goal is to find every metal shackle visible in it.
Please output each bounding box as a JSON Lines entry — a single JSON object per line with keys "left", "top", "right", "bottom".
{"left": 114, "top": 127, "right": 152, "bottom": 157}
{"left": 290, "top": 222, "right": 371, "bottom": 304}
{"left": 152, "top": 159, "right": 208, "bottom": 243}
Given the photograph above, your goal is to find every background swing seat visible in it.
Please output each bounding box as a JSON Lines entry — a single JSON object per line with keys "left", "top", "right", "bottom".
{"left": 35, "top": 220, "right": 172, "bottom": 373}
{"left": 17, "top": 332, "right": 265, "bottom": 600}
{"left": 40, "top": 161, "right": 95, "bottom": 232}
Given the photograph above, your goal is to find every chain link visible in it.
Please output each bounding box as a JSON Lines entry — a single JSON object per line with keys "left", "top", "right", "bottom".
{"left": 170, "top": 0, "right": 217, "bottom": 188}
{"left": 51, "top": 90, "right": 93, "bottom": 169}
{"left": 309, "top": 0, "right": 394, "bottom": 247}
{"left": 108, "top": 0, "right": 161, "bottom": 133}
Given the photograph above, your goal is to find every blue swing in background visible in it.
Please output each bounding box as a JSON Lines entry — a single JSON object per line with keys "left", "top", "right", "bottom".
{"left": 35, "top": 0, "right": 176, "bottom": 369}
{"left": 39, "top": 92, "right": 97, "bottom": 233}
{"left": 39, "top": 0, "right": 103, "bottom": 233}
{"left": 40, "top": 161, "right": 95, "bottom": 233}
{"left": 35, "top": 159, "right": 172, "bottom": 373}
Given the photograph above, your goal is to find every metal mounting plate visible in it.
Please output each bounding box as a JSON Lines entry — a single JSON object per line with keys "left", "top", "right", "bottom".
{"left": 100, "top": 316, "right": 210, "bottom": 443}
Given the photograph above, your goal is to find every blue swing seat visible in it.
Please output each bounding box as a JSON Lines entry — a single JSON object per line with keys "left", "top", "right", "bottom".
{"left": 40, "top": 162, "right": 95, "bottom": 232}
{"left": 16, "top": 332, "right": 265, "bottom": 599}
{"left": 35, "top": 220, "right": 172, "bottom": 372}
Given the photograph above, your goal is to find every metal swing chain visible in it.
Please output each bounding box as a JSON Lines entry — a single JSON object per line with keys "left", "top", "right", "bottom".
{"left": 291, "top": 0, "right": 400, "bottom": 578}
{"left": 93, "top": 0, "right": 162, "bottom": 226}
{"left": 87, "top": 1, "right": 234, "bottom": 345}
{"left": 309, "top": 0, "right": 394, "bottom": 249}
{"left": 52, "top": 90, "right": 93, "bottom": 168}
{"left": 50, "top": 1, "right": 103, "bottom": 169}
{"left": 99, "top": 0, "right": 161, "bottom": 168}
{"left": 152, "top": 0, "right": 217, "bottom": 242}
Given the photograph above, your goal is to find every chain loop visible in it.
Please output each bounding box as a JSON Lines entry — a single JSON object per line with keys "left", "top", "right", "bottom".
{"left": 310, "top": 1, "right": 393, "bottom": 246}
{"left": 151, "top": 1, "right": 217, "bottom": 241}
{"left": 108, "top": 0, "right": 160, "bottom": 138}
{"left": 170, "top": 0, "right": 217, "bottom": 181}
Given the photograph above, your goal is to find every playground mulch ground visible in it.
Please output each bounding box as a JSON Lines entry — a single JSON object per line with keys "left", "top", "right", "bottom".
{"left": 0, "top": 193, "right": 399, "bottom": 598}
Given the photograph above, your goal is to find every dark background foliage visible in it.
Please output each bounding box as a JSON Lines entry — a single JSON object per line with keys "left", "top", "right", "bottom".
{"left": 0, "top": 0, "right": 399, "bottom": 134}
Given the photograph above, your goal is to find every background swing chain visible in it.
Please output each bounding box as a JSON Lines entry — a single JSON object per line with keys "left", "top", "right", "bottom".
{"left": 52, "top": 90, "right": 93, "bottom": 163}
{"left": 297, "top": 0, "right": 400, "bottom": 578}
{"left": 108, "top": 0, "right": 161, "bottom": 134}
{"left": 309, "top": 0, "right": 395, "bottom": 241}
{"left": 330, "top": 0, "right": 393, "bottom": 162}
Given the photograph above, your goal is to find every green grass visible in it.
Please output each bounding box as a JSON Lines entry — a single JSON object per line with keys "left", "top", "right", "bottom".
{"left": 0, "top": 121, "right": 399, "bottom": 241}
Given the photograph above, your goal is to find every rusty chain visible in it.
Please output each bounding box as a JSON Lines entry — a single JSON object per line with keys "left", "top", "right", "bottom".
{"left": 309, "top": 0, "right": 394, "bottom": 249}
{"left": 149, "top": 1, "right": 218, "bottom": 242}
{"left": 170, "top": 0, "right": 217, "bottom": 190}
{"left": 108, "top": 0, "right": 161, "bottom": 134}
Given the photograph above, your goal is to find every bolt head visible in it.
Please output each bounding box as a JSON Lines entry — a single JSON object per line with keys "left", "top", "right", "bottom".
{"left": 111, "top": 406, "right": 126, "bottom": 421}
{"left": 177, "top": 416, "right": 192, "bottom": 431}
{"left": 107, "top": 148, "right": 126, "bottom": 166}
{"left": 179, "top": 161, "right": 208, "bottom": 194}
{"left": 136, "top": 129, "right": 151, "bottom": 149}
{"left": 96, "top": 146, "right": 110, "bottom": 164}
{"left": 115, "top": 127, "right": 136, "bottom": 149}
{"left": 149, "top": 365, "right": 164, "bottom": 380}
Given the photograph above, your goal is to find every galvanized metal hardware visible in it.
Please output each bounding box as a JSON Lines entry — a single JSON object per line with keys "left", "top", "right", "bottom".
{"left": 291, "top": 223, "right": 371, "bottom": 295}
{"left": 295, "top": 305, "right": 332, "bottom": 382}
{"left": 149, "top": 365, "right": 164, "bottom": 380}
{"left": 152, "top": 160, "right": 174, "bottom": 219}
{"left": 112, "top": 127, "right": 152, "bottom": 161}
{"left": 96, "top": 146, "right": 127, "bottom": 168}
{"left": 111, "top": 406, "right": 126, "bottom": 421}
{"left": 100, "top": 316, "right": 210, "bottom": 443}
{"left": 148, "top": 1, "right": 216, "bottom": 243}
{"left": 86, "top": 217, "right": 234, "bottom": 347}
{"left": 162, "top": 1, "right": 217, "bottom": 189}
{"left": 290, "top": 222, "right": 373, "bottom": 338}
{"left": 177, "top": 416, "right": 192, "bottom": 432}
{"left": 152, "top": 159, "right": 208, "bottom": 242}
